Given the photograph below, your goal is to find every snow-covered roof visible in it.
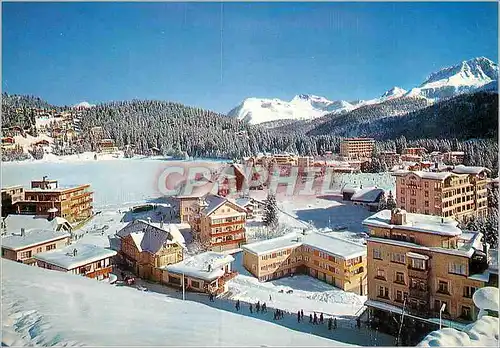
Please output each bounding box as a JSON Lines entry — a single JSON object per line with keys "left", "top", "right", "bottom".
{"left": 242, "top": 231, "right": 366, "bottom": 260}
{"left": 350, "top": 187, "right": 384, "bottom": 203}
{"left": 117, "top": 220, "right": 185, "bottom": 253}
{"left": 242, "top": 233, "right": 303, "bottom": 256}
{"left": 3, "top": 214, "right": 71, "bottom": 233}
{"left": 201, "top": 194, "right": 227, "bottom": 215}
{"left": 391, "top": 170, "right": 454, "bottom": 180}
{"left": 368, "top": 236, "right": 477, "bottom": 258}
{"left": 1, "top": 229, "right": 71, "bottom": 251}
{"left": 163, "top": 252, "right": 235, "bottom": 282}
{"left": 33, "top": 244, "right": 117, "bottom": 270}
{"left": 452, "top": 165, "right": 491, "bottom": 175}
{"left": 363, "top": 209, "right": 462, "bottom": 236}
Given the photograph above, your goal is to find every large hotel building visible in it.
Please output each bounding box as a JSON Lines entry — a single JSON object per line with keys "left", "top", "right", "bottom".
{"left": 340, "top": 138, "right": 375, "bottom": 159}
{"left": 392, "top": 165, "right": 490, "bottom": 220}
{"left": 363, "top": 208, "right": 496, "bottom": 343}
{"left": 11, "top": 178, "right": 93, "bottom": 222}
{"left": 242, "top": 230, "right": 367, "bottom": 295}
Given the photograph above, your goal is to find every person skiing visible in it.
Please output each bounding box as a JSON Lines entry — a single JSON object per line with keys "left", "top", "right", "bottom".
{"left": 297, "top": 311, "right": 301, "bottom": 323}
{"left": 301, "top": 309, "right": 304, "bottom": 320}
{"left": 356, "top": 317, "right": 361, "bottom": 329}
{"left": 328, "top": 317, "right": 333, "bottom": 330}
{"left": 262, "top": 303, "right": 267, "bottom": 313}
{"left": 320, "top": 313, "right": 324, "bottom": 324}
{"left": 249, "top": 304, "right": 253, "bottom": 314}
{"left": 313, "top": 313, "right": 318, "bottom": 325}
{"left": 256, "top": 302, "right": 260, "bottom": 313}
{"left": 274, "top": 310, "right": 277, "bottom": 320}
{"left": 235, "top": 300, "right": 240, "bottom": 311}
{"left": 309, "top": 314, "right": 313, "bottom": 323}
{"left": 334, "top": 318, "right": 337, "bottom": 329}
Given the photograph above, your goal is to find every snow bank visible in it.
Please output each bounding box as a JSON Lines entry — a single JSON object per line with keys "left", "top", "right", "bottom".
{"left": 1, "top": 259, "right": 345, "bottom": 346}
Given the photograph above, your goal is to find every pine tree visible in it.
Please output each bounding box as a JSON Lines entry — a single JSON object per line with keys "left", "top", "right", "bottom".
{"left": 263, "top": 193, "right": 278, "bottom": 229}
{"left": 386, "top": 191, "right": 396, "bottom": 210}
{"left": 377, "top": 192, "right": 387, "bottom": 211}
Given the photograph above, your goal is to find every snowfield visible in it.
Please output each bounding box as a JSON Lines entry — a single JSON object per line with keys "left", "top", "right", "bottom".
{"left": 2, "top": 259, "right": 357, "bottom": 347}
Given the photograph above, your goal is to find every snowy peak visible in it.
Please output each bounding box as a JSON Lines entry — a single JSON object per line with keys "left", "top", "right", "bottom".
{"left": 74, "top": 101, "right": 95, "bottom": 109}
{"left": 381, "top": 86, "right": 407, "bottom": 99}
{"left": 408, "top": 56, "right": 498, "bottom": 100}
{"left": 423, "top": 57, "right": 498, "bottom": 86}
{"left": 227, "top": 95, "right": 354, "bottom": 125}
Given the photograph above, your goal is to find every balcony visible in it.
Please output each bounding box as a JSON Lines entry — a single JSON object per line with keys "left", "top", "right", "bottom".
{"left": 211, "top": 228, "right": 245, "bottom": 237}
{"left": 212, "top": 237, "right": 246, "bottom": 247}
{"left": 408, "top": 266, "right": 429, "bottom": 280}
{"left": 409, "top": 287, "right": 429, "bottom": 300}
{"left": 210, "top": 219, "right": 246, "bottom": 228}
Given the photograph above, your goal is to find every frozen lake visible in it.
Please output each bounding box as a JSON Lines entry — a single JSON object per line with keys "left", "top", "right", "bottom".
{"left": 2, "top": 159, "right": 395, "bottom": 209}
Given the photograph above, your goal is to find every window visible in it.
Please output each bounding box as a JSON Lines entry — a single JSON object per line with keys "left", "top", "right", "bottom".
{"left": 376, "top": 268, "right": 385, "bottom": 280}
{"left": 328, "top": 265, "right": 336, "bottom": 273}
{"left": 424, "top": 182, "right": 429, "bottom": 188}
{"left": 410, "top": 199, "right": 416, "bottom": 205}
{"left": 434, "top": 299, "right": 449, "bottom": 314}
{"left": 252, "top": 264, "right": 256, "bottom": 271}
{"left": 410, "top": 258, "right": 425, "bottom": 270}
{"left": 20, "top": 250, "right": 32, "bottom": 259}
{"left": 304, "top": 256, "right": 309, "bottom": 262}
{"left": 463, "top": 286, "right": 477, "bottom": 298}
{"left": 46, "top": 243, "right": 56, "bottom": 251}
{"left": 395, "top": 290, "right": 403, "bottom": 302}
{"left": 36, "top": 247, "right": 42, "bottom": 253}
{"left": 169, "top": 276, "right": 181, "bottom": 285}
{"left": 460, "top": 306, "right": 472, "bottom": 320}
{"left": 437, "top": 280, "right": 450, "bottom": 294}
{"left": 373, "top": 249, "right": 382, "bottom": 260}
{"left": 391, "top": 253, "right": 405, "bottom": 264}
{"left": 191, "top": 280, "right": 200, "bottom": 288}
{"left": 401, "top": 197, "right": 405, "bottom": 203}
{"left": 424, "top": 201, "right": 429, "bottom": 207}
{"left": 395, "top": 272, "right": 405, "bottom": 284}
{"left": 449, "top": 262, "right": 467, "bottom": 276}
{"left": 328, "top": 255, "right": 337, "bottom": 263}
{"left": 378, "top": 286, "right": 389, "bottom": 298}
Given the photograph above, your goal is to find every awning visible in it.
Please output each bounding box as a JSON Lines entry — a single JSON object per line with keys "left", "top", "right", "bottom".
{"left": 406, "top": 252, "right": 429, "bottom": 260}
{"left": 365, "top": 299, "right": 403, "bottom": 315}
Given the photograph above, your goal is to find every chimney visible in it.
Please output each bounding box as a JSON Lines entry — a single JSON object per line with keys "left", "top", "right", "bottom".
{"left": 20, "top": 228, "right": 25, "bottom": 237}
{"left": 390, "top": 209, "right": 407, "bottom": 225}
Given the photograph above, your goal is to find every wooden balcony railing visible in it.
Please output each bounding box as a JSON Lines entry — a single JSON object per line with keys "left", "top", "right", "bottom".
{"left": 212, "top": 237, "right": 246, "bottom": 247}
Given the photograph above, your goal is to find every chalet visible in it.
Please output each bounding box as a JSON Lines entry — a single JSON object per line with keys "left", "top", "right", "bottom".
{"left": 160, "top": 251, "right": 237, "bottom": 295}
{"left": 190, "top": 194, "right": 248, "bottom": 251}
{"left": 174, "top": 179, "right": 218, "bottom": 223}
{"left": 233, "top": 197, "right": 265, "bottom": 220}
{"left": 34, "top": 244, "right": 116, "bottom": 280}
{"left": 443, "top": 151, "right": 466, "bottom": 165}
{"left": 342, "top": 186, "right": 385, "bottom": 211}
{"left": 1, "top": 228, "right": 71, "bottom": 265}
{"left": 99, "top": 139, "right": 119, "bottom": 154}
{"left": 116, "top": 219, "right": 186, "bottom": 281}
{"left": 1, "top": 185, "right": 24, "bottom": 217}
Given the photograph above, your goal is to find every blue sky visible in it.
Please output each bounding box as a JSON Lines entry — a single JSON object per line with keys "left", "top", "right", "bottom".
{"left": 2, "top": 2, "right": 498, "bottom": 113}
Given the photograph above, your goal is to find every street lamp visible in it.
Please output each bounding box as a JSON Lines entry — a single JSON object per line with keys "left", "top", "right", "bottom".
{"left": 182, "top": 272, "right": 185, "bottom": 301}
{"left": 439, "top": 303, "right": 446, "bottom": 330}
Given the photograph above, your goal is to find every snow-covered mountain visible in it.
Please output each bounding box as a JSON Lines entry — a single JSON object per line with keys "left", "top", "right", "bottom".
{"left": 228, "top": 57, "right": 497, "bottom": 126}
{"left": 406, "top": 57, "right": 498, "bottom": 100}
{"left": 73, "top": 101, "right": 95, "bottom": 109}
{"left": 227, "top": 95, "right": 354, "bottom": 125}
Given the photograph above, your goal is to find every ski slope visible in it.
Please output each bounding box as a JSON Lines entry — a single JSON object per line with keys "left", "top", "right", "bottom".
{"left": 2, "top": 259, "right": 352, "bottom": 347}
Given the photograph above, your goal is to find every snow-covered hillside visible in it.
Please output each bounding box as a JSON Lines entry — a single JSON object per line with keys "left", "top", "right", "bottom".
{"left": 229, "top": 57, "right": 497, "bottom": 126}
{"left": 227, "top": 95, "right": 355, "bottom": 125}
{"left": 406, "top": 57, "right": 498, "bottom": 101}
{"left": 1, "top": 259, "right": 349, "bottom": 347}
